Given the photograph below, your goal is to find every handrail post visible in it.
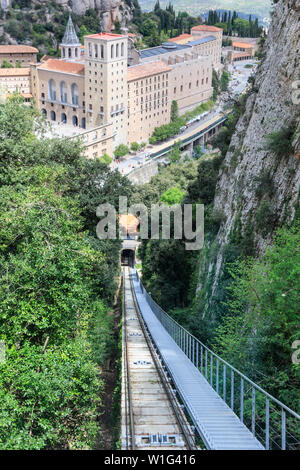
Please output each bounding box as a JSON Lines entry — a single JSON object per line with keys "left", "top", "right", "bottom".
{"left": 240, "top": 378, "right": 244, "bottom": 423}
{"left": 252, "top": 387, "right": 256, "bottom": 436}
{"left": 201, "top": 346, "right": 203, "bottom": 375}
{"left": 231, "top": 371, "right": 234, "bottom": 410}
{"left": 192, "top": 338, "right": 195, "bottom": 365}
{"left": 216, "top": 359, "right": 219, "bottom": 394}
{"left": 282, "top": 409, "right": 286, "bottom": 450}
{"left": 265, "top": 399, "right": 269, "bottom": 450}
{"left": 223, "top": 365, "right": 226, "bottom": 402}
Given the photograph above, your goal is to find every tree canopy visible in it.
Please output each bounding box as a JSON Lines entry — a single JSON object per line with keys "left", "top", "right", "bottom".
{"left": 0, "top": 95, "right": 132, "bottom": 449}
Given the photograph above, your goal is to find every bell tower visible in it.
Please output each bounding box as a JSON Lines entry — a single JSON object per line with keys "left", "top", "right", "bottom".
{"left": 60, "top": 16, "right": 81, "bottom": 61}
{"left": 84, "top": 32, "right": 128, "bottom": 148}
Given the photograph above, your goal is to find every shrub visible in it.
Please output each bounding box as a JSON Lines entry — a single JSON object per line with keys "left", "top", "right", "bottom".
{"left": 99, "top": 153, "right": 112, "bottom": 165}
{"left": 265, "top": 126, "right": 294, "bottom": 157}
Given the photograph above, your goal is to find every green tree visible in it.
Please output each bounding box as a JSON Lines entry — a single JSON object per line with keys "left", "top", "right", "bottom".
{"left": 220, "top": 70, "right": 230, "bottom": 91}
{"left": 130, "top": 141, "right": 140, "bottom": 152}
{"left": 141, "top": 18, "right": 159, "bottom": 38}
{"left": 168, "top": 141, "right": 181, "bottom": 163}
{"left": 114, "top": 144, "right": 129, "bottom": 159}
{"left": 171, "top": 100, "right": 179, "bottom": 122}
{"left": 161, "top": 186, "right": 185, "bottom": 205}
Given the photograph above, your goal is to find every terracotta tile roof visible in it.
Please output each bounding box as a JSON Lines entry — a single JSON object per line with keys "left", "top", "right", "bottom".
{"left": 0, "top": 67, "right": 30, "bottom": 76}
{"left": 85, "top": 32, "right": 126, "bottom": 40}
{"left": 168, "top": 34, "right": 192, "bottom": 43}
{"left": 191, "top": 25, "right": 223, "bottom": 32}
{"left": 0, "top": 45, "right": 38, "bottom": 54}
{"left": 38, "top": 58, "right": 84, "bottom": 75}
{"left": 127, "top": 60, "right": 171, "bottom": 81}
{"left": 233, "top": 42, "right": 254, "bottom": 49}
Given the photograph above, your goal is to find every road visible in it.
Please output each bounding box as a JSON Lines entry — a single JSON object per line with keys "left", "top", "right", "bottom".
{"left": 112, "top": 59, "right": 257, "bottom": 176}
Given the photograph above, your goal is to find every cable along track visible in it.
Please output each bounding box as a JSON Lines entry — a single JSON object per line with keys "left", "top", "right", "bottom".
{"left": 121, "top": 266, "right": 196, "bottom": 450}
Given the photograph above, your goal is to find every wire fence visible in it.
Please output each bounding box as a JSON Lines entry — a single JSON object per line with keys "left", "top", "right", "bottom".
{"left": 136, "top": 272, "right": 300, "bottom": 450}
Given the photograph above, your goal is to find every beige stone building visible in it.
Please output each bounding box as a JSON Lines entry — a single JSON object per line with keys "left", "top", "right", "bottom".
{"left": 190, "top": 25, "right": 223, "bottom": 66}
{"left": 0, "top": 45, "right": 38, "bottom": 67}
{"left": 31, "top": 58, "right": 85, "bottom": 127}
{"left": 0, "top": 67, "right": 31, "bottom": 102}
{"left": 168, "top": 27, "right": 222, "bottom": 70}
{"left": 22, "top": 18, "right": 221, "bottom": 157}
{"left": 84, "top": 32, "right": 128, "bottom": 148}
{"left": 127, "top": 60, "right": 171, "bottom": 142}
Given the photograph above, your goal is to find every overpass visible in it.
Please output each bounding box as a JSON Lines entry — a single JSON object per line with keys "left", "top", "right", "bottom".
{"left": 127, "top": 112, "right": 228, "bottom": 184}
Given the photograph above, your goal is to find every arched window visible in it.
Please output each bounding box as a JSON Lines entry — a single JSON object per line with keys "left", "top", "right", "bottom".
{"left": 50, "top": 110, "right": 56, "bottom": 121}
{"left": 121, "top": 42, "right": 124, "bottom": 56}
{"left": 70, "top": 83, "right": 78, "bottom": 106}
{"left": 81, "top": 117, "right": 86, "bottom": 129}
{"left": 48, "top": 79, "right": 56, "bottom": 101}
{"left": 72, "top": 115, "right": 78, "bottom": 127}
{"left": 61, "top": 113, "right": 67, "bottom": 123}
{"left": 41, "top": 108, "right": 47, "bottom": 117}
{"left": 101, "top": 45, "right": 104, "bottom": 59}
{"left": 94, "top": 44, "right": 98, "bottom": 58}
{"left": 68, "top": 48, "right": 72, "bottom": 58}
{"left": 116, "top": 43, "right": 119, "bottom": 57}
{"left": 75, "top": 48, "right": 78, "bottom": 58}
{"left": 60, "top": 81, "right": 67, "bottom": 103}
{"left": 111, "top": 44, "right": 114, "bottom": 58}
{"left": 62, "top": 48, "right": 65, "bottom": 58}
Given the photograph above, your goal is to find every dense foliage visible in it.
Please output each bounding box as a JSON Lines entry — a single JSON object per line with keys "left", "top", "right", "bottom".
{"left": 1, "top": 4, "right": 102, "bottom": 56}
{"left": 0, "top": 96, "right": 132, "bottom": 449}
{"left": 213, "top": 223, "right": 300, "bottom": 412}
{"left": 206, "top": 9, "right": 263, "bottom": 37}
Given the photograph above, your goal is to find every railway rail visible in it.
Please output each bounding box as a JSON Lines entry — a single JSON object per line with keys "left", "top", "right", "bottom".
{"left": 121, "top": 266, "right": 197, "bottom": 450}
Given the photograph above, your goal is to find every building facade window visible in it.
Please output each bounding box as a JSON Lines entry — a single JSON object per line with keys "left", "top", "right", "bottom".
{"left": 60, "top": 81, "right": 67, "bottom": 103}
{"left": 48, "top": 79, "right": 56, "bottom": 101}
{"left": 70, "top": 83, "right": 79, "bottom": 105}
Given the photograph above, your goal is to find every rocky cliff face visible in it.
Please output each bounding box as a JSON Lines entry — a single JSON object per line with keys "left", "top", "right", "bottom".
{"left": 42, "top": 0, "right": 133, "bottom": 32}
{"left": 198, "top": 0, "right": 300, "bottom": 317}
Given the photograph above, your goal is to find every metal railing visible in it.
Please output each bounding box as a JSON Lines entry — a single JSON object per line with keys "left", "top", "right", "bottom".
{"left": 135, "top": 271, "right": 300, "bottom": 450}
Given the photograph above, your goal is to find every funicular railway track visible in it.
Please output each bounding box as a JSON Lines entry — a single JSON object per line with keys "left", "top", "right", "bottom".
{"left": 121, "top": 266, "right": 197, "bottom": 451}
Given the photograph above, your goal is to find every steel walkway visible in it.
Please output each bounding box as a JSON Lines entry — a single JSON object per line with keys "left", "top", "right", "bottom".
{"left": 130, "top": 270, "right": 264, "bottom": 450}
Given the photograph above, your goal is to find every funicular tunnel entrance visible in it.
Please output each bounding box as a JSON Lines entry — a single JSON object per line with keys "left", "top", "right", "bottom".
{"left": 121, "top": 249, "right": 135, "bottom": 267}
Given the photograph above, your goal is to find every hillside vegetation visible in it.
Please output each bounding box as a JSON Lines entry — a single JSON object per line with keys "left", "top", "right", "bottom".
{"left": 0, "top": 96, "right": 133, "bottom": 449}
